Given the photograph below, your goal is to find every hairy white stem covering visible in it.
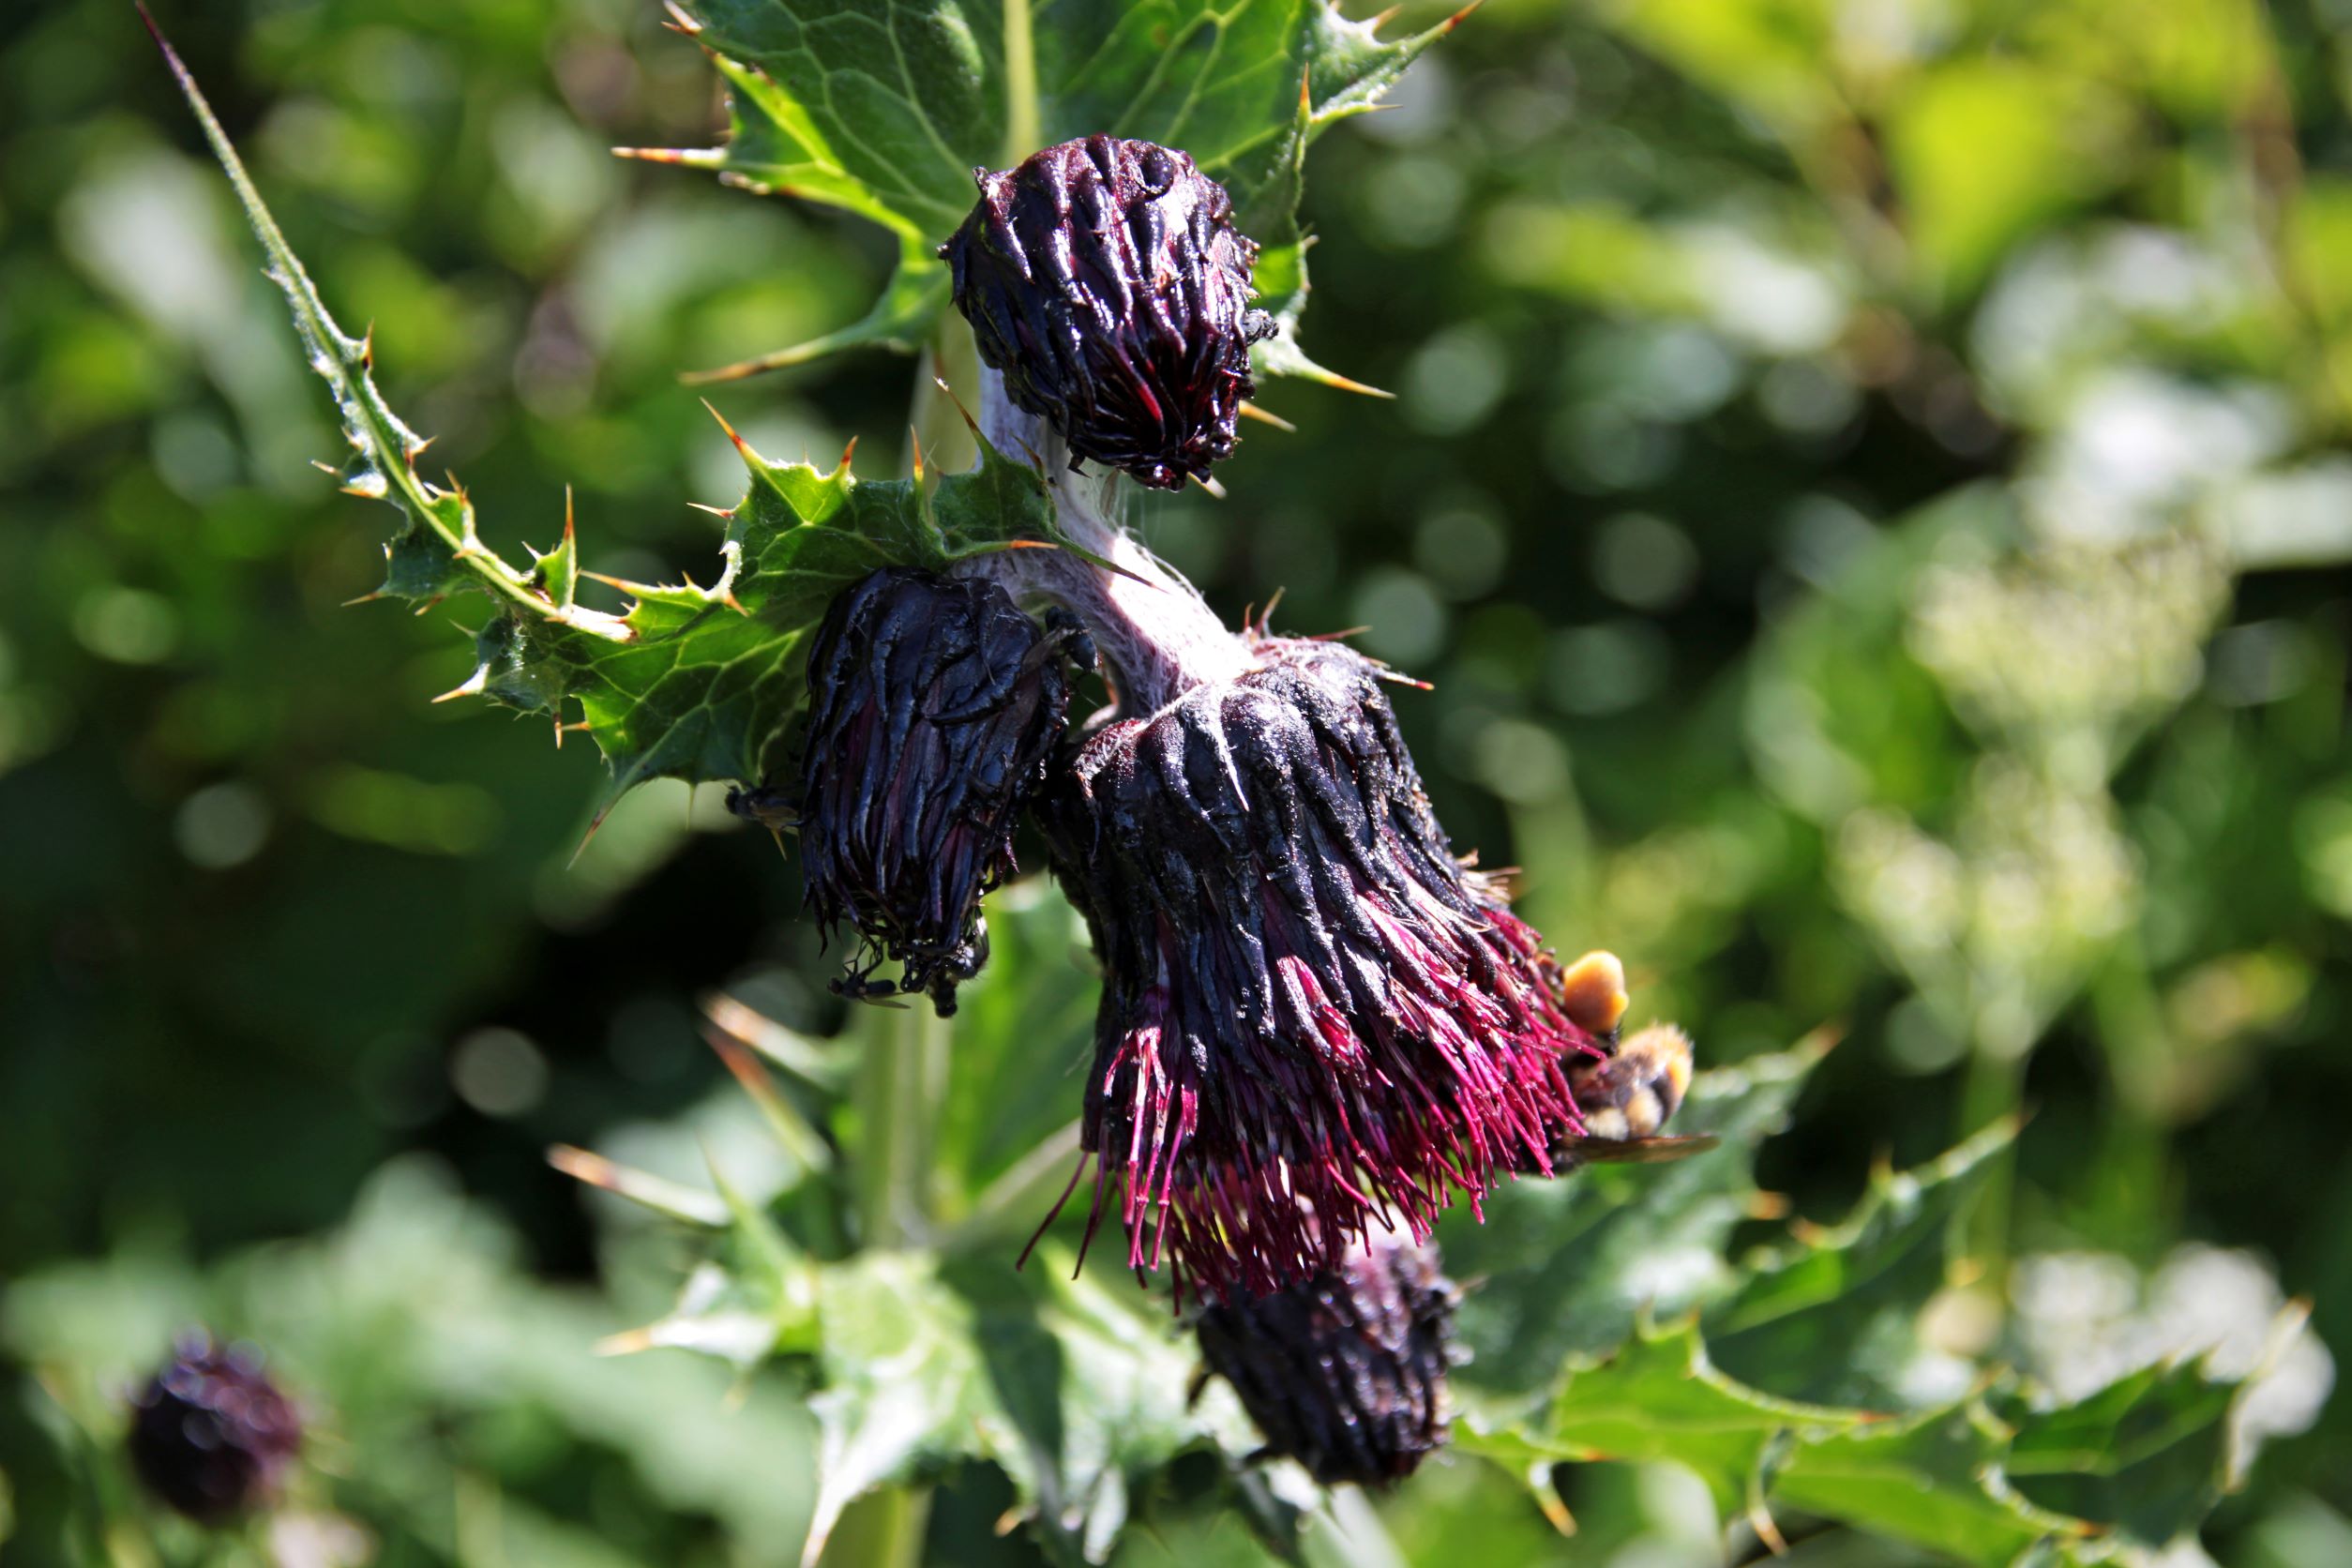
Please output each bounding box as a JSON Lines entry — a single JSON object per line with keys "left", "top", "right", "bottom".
{"left": 960, "top": 367, "right": 1254, "bottom": 712}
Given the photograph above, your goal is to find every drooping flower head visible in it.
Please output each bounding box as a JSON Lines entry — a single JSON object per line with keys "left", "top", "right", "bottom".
{"left": 749, "top": 565, "right": 1076, "bottom": 1015}
{"left": 1193, "top": 1225, "right": 1457, "bottom": 1485}
{"left": 126, "top": 1333, "right": 302, "bottom": 1524}
{"left": 942, "top": 134, "right": 1277, "bottom": 490}
{"left": 1039, "top": 634, "right": 1606, "bottom": 1298}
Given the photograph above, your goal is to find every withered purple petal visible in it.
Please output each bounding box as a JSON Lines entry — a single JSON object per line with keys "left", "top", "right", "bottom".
{"left": 785, "top": 565, "right": 1074, "bottom": 1015}
{"left": 1040, "top": 636, "right": 1603, "bottom": 1298}
{"left": 1194, "top": 1227, "right": 1457, "bottom": 1485}
{"left": 943, "top": 135, "right": 1277, "bottom": 490}
{"left": 127, "top": 1333, "right": 302, "bottom": 1525}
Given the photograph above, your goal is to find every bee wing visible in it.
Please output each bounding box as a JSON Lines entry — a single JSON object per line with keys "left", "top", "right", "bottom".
{"left": 1559, "top": 1133, "right": 1720, "bottom": 1167}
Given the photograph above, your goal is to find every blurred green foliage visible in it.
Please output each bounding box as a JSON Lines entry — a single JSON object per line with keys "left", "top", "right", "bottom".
{"left": 4, "top": 0, "right": 2350, "bottom": 1562}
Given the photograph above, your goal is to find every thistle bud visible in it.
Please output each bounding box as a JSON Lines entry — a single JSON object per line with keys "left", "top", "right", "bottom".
{"left": 1039, "top": 636, "right": 1604, "bottom": 1298}
{"left": 1194, "top": 1227, "right": 1457, "bottom": 1485}
{"left": 765, "top": 565, "right": 1075, "bottom": 1015}
{"left": 126, "top": 1333, "right": 302, "bottom": 1524}
{"left": 942, "top": 134, "right": 1276, "bottom": 490}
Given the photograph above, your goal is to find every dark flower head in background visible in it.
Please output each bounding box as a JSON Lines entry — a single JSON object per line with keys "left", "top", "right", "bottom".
{"left": 126, "top": 1332, "right": 302, "bottom": 1524}
{"left": 1040, "top": 634, "right": 1606, "bottom": 1298}
{"left": 943, "top": 134, "right": 1276, "bottom": 490}
{"left": 1193, "top": 1224, "right": 1457, "bottom": 1486}
{"left": 755, "top": 565, "right": 1076, "bottom": 1016}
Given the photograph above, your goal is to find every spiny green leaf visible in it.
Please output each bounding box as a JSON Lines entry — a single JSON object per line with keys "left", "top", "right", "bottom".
{"left": 1458, "top": 1315, "right": 1873, "bottom": 1524}
{"left": 1998, "top": 1353, "right": 2246, "bottom": 1550}
{"left": 798, "top": 1247, "right": 1255, "bottom": 1566}
{"left": 1769, "top": 1399, "right": 2097, "bottom": 1567}
{"left": 1703, "top": 1114, "right": 2019, "bottom": 1410}
{"left": 657, "top": 0, "right": 1461, "bottom": 377}
{"left": 1248, "top": 237, "right": 1390, "bottom": 396}
{"left": 1443, "top": 1034, "right": 1831, "bottom": 1401}
{"left": 148, "top": 14, "right": 630, "bottom": 641}
{"left": 158, "top": 13, "right": 1063, "bottom": 820}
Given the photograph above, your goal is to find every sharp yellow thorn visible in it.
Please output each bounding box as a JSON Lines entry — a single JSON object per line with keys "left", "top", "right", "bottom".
{"left": 1443, "top": 0, "right": 1485, "bottom": 32}
{"left": 699, "top": 397, "right": 755, "bottom": 458}
{"left": 311, "top": 459, "right": 339, "bottom": 475}
{"left": 679, "top": 344, "right": 818, "bottom": 384}
{"left": 341, "top": 590, "right": 385, "bottom": 608}
{"left": 1236, "top": 400, "right": 1295, "bottom": 432}
{"left": 1319, "top": 369, "right": 1395, "bottom": 399}
{"left": 929, "top": 375, "right": 988, "bottom": 446}
{"left": 661, "top": 0, "right": 701, "bottom": 34}
{"left": 431, "top": 669, "right": 489, "bottom": 703}
{"left": 838, "top": 434, "right": 859, "bottom": 473}
{"left": 1747, "top": 1495, "right": 1787, "bottom": 1557}
{"left": 910, "top": 425, "right": 926, "bottom": 485}
{"left": 1371, "top": 4, "right": 1403, "bottom": 30}
{"left": 687, "top": 502, "right": 733, "bottom": 520}
{"left": 1190, "top": 471, "right": 1226, "bottom": 500}
{"left": 1528, "top": 1463, "right": 1576, "bottom": 1535}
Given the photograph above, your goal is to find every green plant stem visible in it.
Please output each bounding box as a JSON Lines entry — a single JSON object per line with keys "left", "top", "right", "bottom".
{"left": 852, "top": 1003, "right": 948, "bottom": 1249}
{"left": 1957, "top": 1044, "right": 2026, "bottom": 1271}
{"left": 1002, "top": 0, "right": 1040, "bottom": 165}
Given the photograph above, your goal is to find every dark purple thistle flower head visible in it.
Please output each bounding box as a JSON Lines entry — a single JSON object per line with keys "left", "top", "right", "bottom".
{"left": 942, "top": 134, "right": 1277, "bottom": 491}
{"left": 754, "top": 565, "right": 1075, "bottom": 1015}
{"left": 126, "top": 1332, "right": 302, "bottom": 1524}
{"left": 1038, "top": 635, "right": 1605, "bottom": 1299}
{"left": 1193, "top": 1225, "right": 1457, "bottom": 1485}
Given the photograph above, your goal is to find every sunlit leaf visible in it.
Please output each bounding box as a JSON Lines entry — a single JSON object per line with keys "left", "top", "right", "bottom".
{"left": 1443, "top": 1036, "right": 1830, "bottom": 1401}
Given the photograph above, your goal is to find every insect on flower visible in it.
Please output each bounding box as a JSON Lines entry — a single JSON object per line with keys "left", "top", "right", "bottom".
{"left": 760, "top": 565, "right": 1078, "bottom": 1016}
{"left": 1037, "top": 634, "right": 1608, "bottom": 1299}
{"left": 1545, "top": 1022, "right": 1718, "bottom": 1173}
{"left": 943, "top": 134, "right": 1277, "bottom": 490}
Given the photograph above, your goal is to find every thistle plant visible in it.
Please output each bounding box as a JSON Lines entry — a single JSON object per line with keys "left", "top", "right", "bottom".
{"left": 143, "top": 3, "right": 2315, "bottom": 1564}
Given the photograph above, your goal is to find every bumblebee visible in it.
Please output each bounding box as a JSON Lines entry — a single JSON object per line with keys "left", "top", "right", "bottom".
{"left": 1551, "top": 1023, "right": 1717, "bottom": 1172}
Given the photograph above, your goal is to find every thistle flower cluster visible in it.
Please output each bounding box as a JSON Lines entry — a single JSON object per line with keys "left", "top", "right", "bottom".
{"left": 774, "top": 133, "right": 1708, "bottom": 1473}
{"left": 126, "top": 1333, "right": 302, "bottom": 1524}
